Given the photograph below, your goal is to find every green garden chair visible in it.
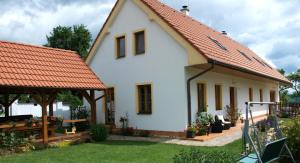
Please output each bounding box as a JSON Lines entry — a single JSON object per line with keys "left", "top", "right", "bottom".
{"left": 238, "top": 138, "right": 286, "bottom": 163}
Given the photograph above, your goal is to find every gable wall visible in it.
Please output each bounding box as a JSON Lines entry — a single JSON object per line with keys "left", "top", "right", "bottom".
{"left": 89, "top": 0, "right": 190, "bottom": 131}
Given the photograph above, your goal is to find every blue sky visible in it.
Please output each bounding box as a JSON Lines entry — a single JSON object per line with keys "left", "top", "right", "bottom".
{"left": 0, "top": 0, "right": 299, "bottom": 73}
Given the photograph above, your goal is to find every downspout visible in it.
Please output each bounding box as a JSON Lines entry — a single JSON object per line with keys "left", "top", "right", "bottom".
{"left": 186, "top": 62, "right": 214, "bottom": 126}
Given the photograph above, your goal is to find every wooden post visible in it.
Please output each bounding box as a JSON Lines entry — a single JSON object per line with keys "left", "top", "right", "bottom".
{"left": 32, "top": 93, "right": 56, "bottom": 144}
{"left": 41, "top": 95, "right": 48, "bottom": 144}
{"left": 49, "top": 99, "right": 54, "bottom": 117}
{"left": 4, "top": 94, "right": 9, "bottom": 117}
{"left": 81, "top": 90, "right": 99, "bottom": 125}
{"left": 90, "top": 90, "right": 96, "bottom": 125}
{"left": 3, "top": 94, "right": 20, "bottom": 117}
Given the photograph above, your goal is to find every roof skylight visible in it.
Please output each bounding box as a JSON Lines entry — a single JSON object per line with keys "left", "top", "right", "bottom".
{"left": 253, "top": 57, "right": 266, "bottom": 67}
{"left": 237, "top": 50, "right": 251, "bottom": 61}
{"left": 208, "top": 36, "right": 228, "bottom": 51}
{"left": 262, "top": 61, "right": 273, "bottom": 69}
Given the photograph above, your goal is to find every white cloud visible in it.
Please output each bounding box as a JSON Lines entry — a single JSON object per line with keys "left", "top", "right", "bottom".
{"left": 0, "top": 0, "right": 115, "bottom": 45}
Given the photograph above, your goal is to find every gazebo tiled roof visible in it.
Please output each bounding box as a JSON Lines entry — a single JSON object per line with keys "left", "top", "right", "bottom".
{"left": 0, "top": 40, "right": 105, "bottom": 90}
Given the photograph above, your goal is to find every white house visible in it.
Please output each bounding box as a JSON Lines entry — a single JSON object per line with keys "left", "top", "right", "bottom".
{"left": 9, "top": 101, "right": 70, "bottom": 120}
{"left": 85, "top": 0, "right": 289, "bottom": 136}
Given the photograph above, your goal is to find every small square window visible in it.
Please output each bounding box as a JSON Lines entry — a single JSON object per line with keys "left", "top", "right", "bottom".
{"left": 134, "top": 31, "right": 145, "bottom": 55}
{"left": 116, "top": 36, "right": 126, "bottom": 58}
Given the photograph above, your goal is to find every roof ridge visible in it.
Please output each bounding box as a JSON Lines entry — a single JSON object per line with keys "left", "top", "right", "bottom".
{"left": 152, "top": 0, "right": 224, "bottom": 37}
{"left": 0, "top": 40, "right": 76, "bottom": 53}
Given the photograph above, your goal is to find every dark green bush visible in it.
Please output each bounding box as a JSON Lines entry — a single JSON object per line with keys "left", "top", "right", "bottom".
{"left": 173, "top": 148, "right": 237, "bottom": 163}
{"left": 0, "top": 132, "right": 25, "bottom": 149}
{"left": 90, "top": 124, "right": 108, "bottom": 142}
{"left": 283, "top": 116, "right": 300, "bottom": 159}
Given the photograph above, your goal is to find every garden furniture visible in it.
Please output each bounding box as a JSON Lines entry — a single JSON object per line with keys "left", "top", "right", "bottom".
{"left": 217, "top": 115, "right": 231, "bottom": 130}
{"left": 238, "top": 138, "right": 286, "bottom": 163}
{"left": 0, "top": 115, "right": 33, "bottom": 123}
{"left": 211, "top": 117, "right": 223, "bottom": 133}
{"left": 65, "top": 127, "right": 77, "bottom": 135}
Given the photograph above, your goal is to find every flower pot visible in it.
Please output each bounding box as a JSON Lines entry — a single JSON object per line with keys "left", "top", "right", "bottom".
{"left": 186, "top": 131, "right": 195, "bottom": 138}
{"left": 197, "top": 127, "right": 207, "bottom": 136}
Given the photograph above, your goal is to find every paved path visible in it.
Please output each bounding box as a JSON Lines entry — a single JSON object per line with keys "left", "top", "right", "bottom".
{"left": 108, "top": 116, "right": 266, "bottom": 146}
{"left": 108, "top": 130, "right": 242, "bottom": 146}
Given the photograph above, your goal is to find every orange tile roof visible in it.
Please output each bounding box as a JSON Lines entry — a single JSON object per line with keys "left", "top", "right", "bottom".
{"left": 0, "top": 40, "right": 105, "bottom": 90}
{"left": 141, "top": 0, "right": 289, "bottom": 83}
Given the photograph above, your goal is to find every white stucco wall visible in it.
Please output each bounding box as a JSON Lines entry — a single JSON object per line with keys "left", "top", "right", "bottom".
{"left": 88, "top": 0, "right": 189, "bottom": 132}
{"left": 87, "top": 0, "right": 280, "bottom": 132}
{"left": 187, "top": 67, "right": 279, "bottom": 123}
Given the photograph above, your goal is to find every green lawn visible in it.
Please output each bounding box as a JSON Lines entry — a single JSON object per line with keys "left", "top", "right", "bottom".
{"left": 0, "top": 140, "right": 242, "bottom": 163}
{"left": 280, "top": 118, "right": 293, "bottom": 126}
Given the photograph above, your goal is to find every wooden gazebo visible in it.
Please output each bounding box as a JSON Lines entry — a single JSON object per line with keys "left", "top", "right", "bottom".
{"left": 0, "top": 40, "right": 106, "bottom": 143}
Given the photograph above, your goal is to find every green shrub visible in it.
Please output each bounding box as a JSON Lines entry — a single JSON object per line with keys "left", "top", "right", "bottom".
{"left": 0, "top": 132, "right": 25, "bottom": 149}
{"left": 0, "top": 131, "right": 35, "bottom": 155}
{"left": 90, "top": 124, "right": 108, "bottom": 142}
{"left": 173, "top": 148, "right": 237, "bottom": 163}
{"left": 283, "top": 116, "right": 300, "bottom": 159}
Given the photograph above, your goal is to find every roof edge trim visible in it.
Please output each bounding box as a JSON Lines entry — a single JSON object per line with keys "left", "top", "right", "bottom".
{"left": 208, "top": 59, "right": 291, "bottom": 85}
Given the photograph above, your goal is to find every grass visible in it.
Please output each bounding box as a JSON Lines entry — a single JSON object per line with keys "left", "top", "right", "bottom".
{"left": 0, "top": 139, "right": 242, "bottom": 163}
{"left": 280, "top": 118, "right": 293, "bottom": 126}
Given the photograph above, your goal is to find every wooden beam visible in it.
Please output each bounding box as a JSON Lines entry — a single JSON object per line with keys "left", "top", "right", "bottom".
{"left": 32, "top": 95, "right": 42, "bottom": 105}
{"left": 90, "top": 90, "right": 96, "bottom": 125}
{"left": 4, "top": 94, "right": 9, "bottom": 117}
{"left": 81, "top": 90, "right": 97, "bottom": 124}
{"left": 81, "top": 91, "right": 93, "bottom": 104}
{"left": 8, "top": 94, "right": 21, "bottom": 106}
{"left": 95, "top": 94, "right": 105, "bottom": 102}
{"left": 49, "top": 100, "right": 54, "bottom": 117}
{"left": 48, "top": 94, "right": 56, "bottom": 117}
{"left": 63, "top": 119, "right": 88, "bottom": 123}
{"left": 32, "top": 93, "right": 57, "bottom": 144}
{"left": 41, "top": 94, "right": 48, "bottom": 144}
{"left": 47, "top": 94, "right": 57, "bottom": 106}
{"left": 1, "top": 94, "right": 21, "bottom": 117}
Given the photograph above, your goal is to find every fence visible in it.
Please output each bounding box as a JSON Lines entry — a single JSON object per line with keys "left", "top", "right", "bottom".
{"left": 278, "top": 102, "right": 300, "bottom": 117}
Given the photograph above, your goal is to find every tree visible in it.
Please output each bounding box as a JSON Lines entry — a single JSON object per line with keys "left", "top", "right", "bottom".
{"left": 44, "top": 25, "right": 93, "bottom": 112}
{"left": 45, "top": 24, "right": 92, "bottom": 59}
{"left": 278, "top": 69, "right": 290, "bottom": 103}
{"left": 287, "top": 69, "right": 300, "bottom": 96}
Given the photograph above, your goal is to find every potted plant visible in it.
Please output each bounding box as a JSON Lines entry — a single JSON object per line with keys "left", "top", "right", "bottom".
{"left": 195, "top": 112, "right": 214, "bottom": 135}
{"left": 186, "top": 126, "right": 196, "bottom": 138}
{"left": 225, "top": 105, "right": 239, "bottom": 127}
{"left": 25, "top": 117, "right": 41, "bottom": 128}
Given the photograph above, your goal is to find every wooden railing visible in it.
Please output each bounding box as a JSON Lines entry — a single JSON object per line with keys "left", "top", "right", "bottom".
{"left": 63, "top": 119, "right": 88, "bottom": 123}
